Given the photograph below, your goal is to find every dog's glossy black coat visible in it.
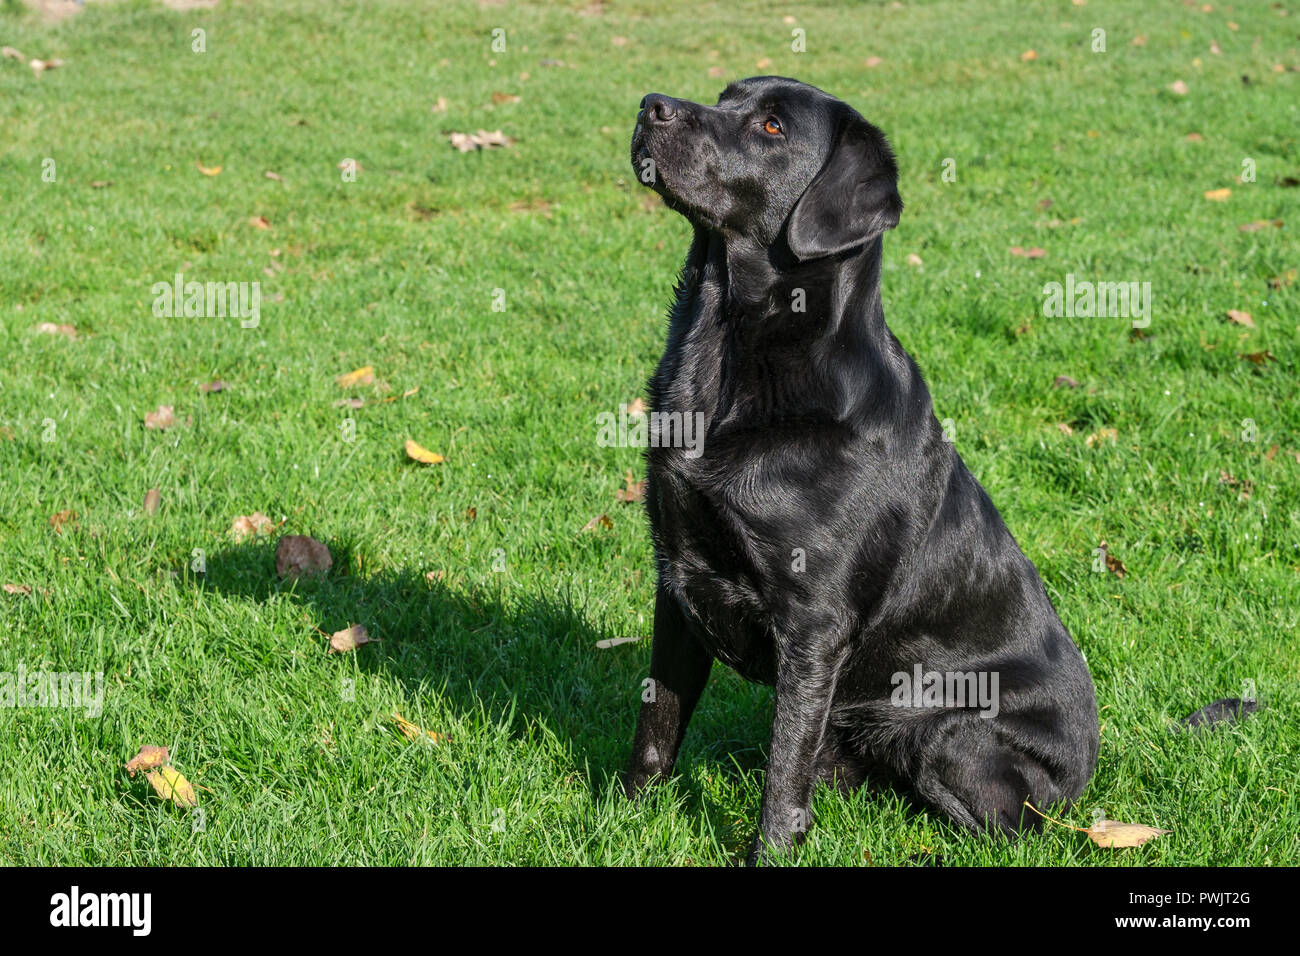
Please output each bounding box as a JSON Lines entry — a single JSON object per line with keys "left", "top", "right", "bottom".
{"left": 624, "top": 77, "right": 1099, "bottom": 862}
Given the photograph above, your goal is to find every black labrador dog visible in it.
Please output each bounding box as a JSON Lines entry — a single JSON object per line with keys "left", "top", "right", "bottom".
{"left": 625, "top": 76, "right": 1099, "bottom": 863}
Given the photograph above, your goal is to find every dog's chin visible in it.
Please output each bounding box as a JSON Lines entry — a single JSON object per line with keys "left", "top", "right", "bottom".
{"left": 631, "top": 148, "right": 714, "bottom": 227}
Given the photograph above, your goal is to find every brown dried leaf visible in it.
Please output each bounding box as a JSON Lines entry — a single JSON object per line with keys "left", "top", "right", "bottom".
{"left": 1085, "top": 427, "right": 1118, "bottom": 447}
{"left": 1087, "top": 820, "right": 1169, "bottom": 848}
{"left": 1169, "top": 80, "right": 1189, "bottom": 95}
{"left": 1239, "top": 350, "right": 1275, "bottom": 365}
{"left": 49, "top": 509, "right": 78, "bottom": 534}
{"left": 275, "top": 535, "right": 333, "bottom": 579}
{"left": 231, "top": 511, "right": 273, "bottom": 541}
{"left": 1237, "top": 219, "right": 1282, "bottom": 232}
{"left": 144, "top": 405, "right": 177, "bottom": 430}
{"left": 248, "top": 215, "right": 271, "bottom": 230}
{"left": 448, "top": 129, "right": 512, "bottom": 152}
{"left": 1203, "top": 187, "right": 1231, "bottom": 201}
{"left": 1009, "top": 246, "right": 1047, "bottom": 258}
{"left": 143, "top": 487, "right": 161, "bottom": 516}
{"left": 1053, "top": 375, "right": 1081, "bottom": 389}
{"left": 581, "top": 513, "right": 613, "bottom": 532}
{"left": 3, "top": 583, "right": 33, "bottom": 595}
{"left": 328, "top": 624, "right": 376, "bottom": 654}
{"left": 1225, "top": 309, "right": 1254, "bottom": 328}
{"left": 615, "top": 469, "right": 647, "bottom": 504}
{"left": 35, "top": 322, "right": 77, "bottom": 338}
{"left": 125, "top": 745, "right": 170, "bottom": 777}
{"left": 1056, "top": 422, "right": 1074, "bottom": 436}
{"left": 199, "top": 379, "right": 230, "bottom": 393}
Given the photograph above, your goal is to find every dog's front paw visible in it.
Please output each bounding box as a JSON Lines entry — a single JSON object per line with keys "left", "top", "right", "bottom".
{"left": 745, "top": 809, "right": 811, "bottom": 865}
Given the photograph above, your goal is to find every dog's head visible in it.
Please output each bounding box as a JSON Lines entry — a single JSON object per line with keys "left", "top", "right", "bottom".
{"left": 631, "top": 76, "right": 902, "bottom": 260}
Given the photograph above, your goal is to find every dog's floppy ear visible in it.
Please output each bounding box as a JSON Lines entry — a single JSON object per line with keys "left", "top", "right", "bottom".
{"left": 785, "top": 109, "right": 902, "bottom": 261}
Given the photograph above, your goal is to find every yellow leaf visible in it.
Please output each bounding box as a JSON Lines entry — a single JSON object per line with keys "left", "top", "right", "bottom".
{"left": 146, "top": 766, "right": 198, "bottom": 807}
{"left": 1088, "top": 820, "right": 1169, "bottom": 848}
{"left": 125, "top": 744, "right": 170, "bottom": 776}
{"left": 196, "top": 159, "right": 222, "bottom": 176}
{"left": 405, "top": 439, "right": 444, "bottom": 464}
{"left": 1203, "top": 188, "right": 1231, "bottom": 201}
{"left": 1085, "top": 427, "right": 1118, "bottom": 447}
{"left": 335, "top": 365, "right": 375, "bottom": 388}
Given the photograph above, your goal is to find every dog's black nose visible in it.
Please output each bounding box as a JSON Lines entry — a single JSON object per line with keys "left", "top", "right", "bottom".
{"left": 639, "top": 93, "right": 677, "bottom": 123}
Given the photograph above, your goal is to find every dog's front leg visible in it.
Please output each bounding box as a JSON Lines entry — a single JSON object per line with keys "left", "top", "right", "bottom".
{"left": 749, "top": 632, "right": 847, "bottom": 865}
{"left": 624, "top": 584, "right": 713, "bottom": 797}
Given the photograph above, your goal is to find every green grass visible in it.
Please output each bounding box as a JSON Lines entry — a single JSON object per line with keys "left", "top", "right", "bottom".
{"left": 0, "top": 0, "right": 1296, "bottom": 866}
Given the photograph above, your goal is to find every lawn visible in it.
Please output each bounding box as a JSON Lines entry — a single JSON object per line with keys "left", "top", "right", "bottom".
{"left": 0, "top": 0, "right": 1295, "bottom": 866}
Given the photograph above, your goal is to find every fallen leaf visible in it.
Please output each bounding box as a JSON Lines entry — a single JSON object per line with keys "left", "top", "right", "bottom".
{"left": 1087, "top": 820, "right": 1169, "bottom": 848}
{"left": 402, "top": 386, "right": 419, "bottom": 399}
{"left": 3, "top": 584, "right": 33, "bottom": 595}
{"left": 405, "top": 439, "right": 444, "bottom": 464}
{"left": 275, "top": 535, "right": 333, "bottom": 579}
{"left": 1056, "top": 422, "right": 1074, "bottom": 436}
{"left": 465, "top": 506, "right": 477, "bottom": 520}
{"left": 335, "top": 365, "right": 375, "bottom": 388}
{"left": 1203, "top": 187, "right": 1231, "bottom": 201}
{"left": 1131, "top": 35, "right": 1147, "bottom": 46}
{"left": 125, "top": 745, "right": 170, "bottom": 777}
{"left": 1184, "top": 132, "right": 1203, "bottom": 141}
{"left": 29, "top": 58, "right": 64, "bottom": 76}
{"left": 906, "top": 253, "right": 923, "bottom": 267}
{"left": 1053, "top": 375, "right": 1082, "bottom": 389}
{"left": 391, "top": 711, "right": 450, "bottom": 743}
{"left": 337, "top": 157, "right": 362, "bottom": 172}
{"left": 1103, "top": 547, "right": 1127, "bottom": 577}
{"left": 431, "top": 96, "right": 448, "bottom": 113}
{"left": 35, "top": 322, "right": 77, "bottom": 338}
{"left": 1210, "top": 39, "right": 1222, "bottom": 55}
{"left": 199, "top": 379, "right": 230, "bottom": 393}
{"left": 143, "top": 487, "right": 161, "bottom": 515}
{"left": 231, "top": 511, "right": 273, "bottom": 541}
{"left": 1020, "top": 49, "right": 1038, "bottom": 61}
{"left": 90, "top": 180, "right": 112, "bottom": 188}
{"left": 615, "top": 469, "right": 647, "bottom": 504}
{"left": 334, "top": 397, "right": 364, "bottom": 409}
{"left": 595, "top": 635, "right": 645, "bottom": 649}
{"left": 146, "top": 766, "right": 198, "bottom": 808}
{"left": 1010, "top": 246, "right": 1047, "bottom": 258}
{"left": 1265, "top": 444, "right": 1279, "bottom": 461}
{"left": 1268, "top": 269, "right": 1297, "bottom": 289}
{"left": 248, "top": 215, "right": 271, "bottom": 230}
{"left": 627, "top": 397, "right": 648, "bottom": 417}
{"left": 863, "top": 56, "right": 883, "bottom": 67}
{"left": 144, "top": 405, "right": 177, "bottom": 430}
{"left": 328, "top": 624, "right": 376, "bottom": 653}
{"left": 491, "top": 91, "right": 521, "bottom": 104}
{"left": 448, "top": 129, "right": 512, "bottom": 152}
{"left": 1085, "top": 427, "right": 1118, "bottom": 447}
{"left": 1169, "top": 80, "right": 1189, "bottom": 95}
{"left": 196, "top": 159, "right": 222, "bottom": 176}
{"left": 264, "top": 170, "right": 282, "bottom": 181}
{"left": 708, "top": 66, "right": 725, "bottom": 77}
{"left": 1225, "top": 309, "right": 1254, "bottom": 328}
{"left": 1239, "top": 350, "right": 1275, "bottom": 365}
{"left": 49, "top": 509, "right": 78, "bottom": 534}
{"left": 582, "top": 513, "right": 613, "bottom": 532}
{"left": 756, "top": 57, "right": 772, "bottom": 69}
{"left": 1237, "top": 219, "right": 1283, "bottom": 231}
{"left": 1, "top": 46, "right": 24, "bottom": 60}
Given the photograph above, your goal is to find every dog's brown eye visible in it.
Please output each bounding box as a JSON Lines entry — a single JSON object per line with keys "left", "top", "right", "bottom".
{"left": 763, "top": 118, "right": 783, "bottom": 135}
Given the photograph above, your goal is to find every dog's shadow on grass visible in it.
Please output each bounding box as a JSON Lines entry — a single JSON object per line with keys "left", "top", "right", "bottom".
{"left": 189, "top": 538, "right": 771, "bottom": 833}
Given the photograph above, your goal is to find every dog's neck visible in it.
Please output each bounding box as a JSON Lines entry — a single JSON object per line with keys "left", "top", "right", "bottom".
{"left": 693, "top": 228, "right": 889, "bottom": 343}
